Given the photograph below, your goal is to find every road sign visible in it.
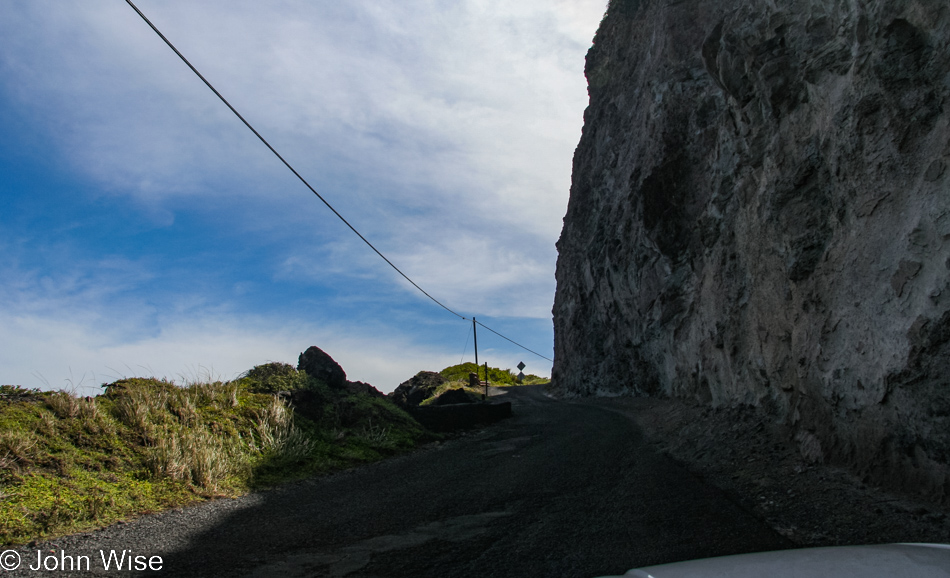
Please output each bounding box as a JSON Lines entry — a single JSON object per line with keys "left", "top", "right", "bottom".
{"left": 517, "top": 361, "right": 526, "bottom": 371}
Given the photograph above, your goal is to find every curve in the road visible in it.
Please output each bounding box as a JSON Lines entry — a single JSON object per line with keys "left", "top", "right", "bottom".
{"left": 10, "top": 385, "right": 792, "bottom": 577}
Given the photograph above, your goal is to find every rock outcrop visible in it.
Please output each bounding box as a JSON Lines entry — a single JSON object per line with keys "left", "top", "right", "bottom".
{"left": 345, "top": 380, "right": 386, "bottom": 399}
{"left": 389, "top": 371, "right": 447, "bottom": 407}
{"left": 553, "top": 0, "right": 950, "bottom": 500}
{"left": 296, "top": 347, "right": 385, "bottom": 396}
{"left": 297, "top": 346, "right": 347, "bottom": 390}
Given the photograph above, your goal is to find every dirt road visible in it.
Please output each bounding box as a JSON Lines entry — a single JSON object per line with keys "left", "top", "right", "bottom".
{"left": 8, "top": 385, "right": 791, "bottom": 577}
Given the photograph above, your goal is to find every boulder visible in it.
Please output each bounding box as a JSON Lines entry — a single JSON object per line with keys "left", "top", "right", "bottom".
{"left": 297, "top": 346, "right": 346, "bottom": 390}
{"left": 433, "top": 387, "right": 475, "bottom": 405}
{"left": 389, "top": 371, "right": 446, "bottom": 407}
{"left": 345, "top": 380, "right": 386, "bottom": 398}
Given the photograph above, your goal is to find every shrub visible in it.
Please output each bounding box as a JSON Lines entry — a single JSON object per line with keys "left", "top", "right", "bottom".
{"left": 440, "top": 363, "right": 518, "bottom": 385}
{"left": 242, "top": 362, "right": 307, "bottom": 394}
{"left": 46, "top": 391, "right": 81, "bottom": 419}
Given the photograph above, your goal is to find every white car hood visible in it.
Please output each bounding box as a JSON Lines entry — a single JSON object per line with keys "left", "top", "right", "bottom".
{"left": 599, "top": 543, "right": 950, "bottom": 578}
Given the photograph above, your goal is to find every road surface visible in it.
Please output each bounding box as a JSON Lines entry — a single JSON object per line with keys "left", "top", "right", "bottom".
{"left": 11, "top": 385, "right": 792, "bottom": 577}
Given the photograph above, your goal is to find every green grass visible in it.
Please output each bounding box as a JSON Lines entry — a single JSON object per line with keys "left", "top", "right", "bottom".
{"left": 439, "top": 363, "right": 549, "bottom": 386}
{"left": 418, "top": 381, "right": 486, "bottom": 406}
{"left": 0, "top": 369, "right": 426, "bottom": 545}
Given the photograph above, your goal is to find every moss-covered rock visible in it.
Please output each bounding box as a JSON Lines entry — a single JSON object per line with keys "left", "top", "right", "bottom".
{"left": 389, "top": 371, "right": 446, "bottom": 407}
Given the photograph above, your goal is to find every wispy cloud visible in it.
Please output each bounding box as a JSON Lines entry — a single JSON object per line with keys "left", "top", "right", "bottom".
{"left": 0, "top": 0, "right": 602, "bottom": 389}
{"left": 0, "top": 248, "right": 474, "bottom": 394}
{"left": 0, "top": 306, "right": 463, "bottom": 396}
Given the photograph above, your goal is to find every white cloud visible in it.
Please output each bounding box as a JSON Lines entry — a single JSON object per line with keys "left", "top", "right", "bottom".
{"left": 389, "top": 233, "right": 556, "bottom": 319}
{"left": 0, "top": 244, "right": 495, "bottom": 395}
{"left": 0, "top": 307, "right": 459, "bottom": 396}
{"left": 1, "top": 0, "right": 601, "bottom": 223}
{"left": 0, "top": 0, "right": 599, "bottom": 387}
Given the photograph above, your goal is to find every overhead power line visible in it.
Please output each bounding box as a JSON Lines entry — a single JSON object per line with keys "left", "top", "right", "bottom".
{"left": 458, "top": 322, "right": 472, "bottom": 364}
{"left": 476, "top": 320, "right": 553, "bottom": 362}
{"left": 125, "top": 0, "right": 552, "bottom": 363}
{"left": 124, "top": 0, "right": 462, "bottom": 320}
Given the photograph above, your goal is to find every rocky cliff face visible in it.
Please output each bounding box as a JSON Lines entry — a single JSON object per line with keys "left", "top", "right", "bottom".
{"left": 553, "top": 0, "right": 950, "bottom": 499}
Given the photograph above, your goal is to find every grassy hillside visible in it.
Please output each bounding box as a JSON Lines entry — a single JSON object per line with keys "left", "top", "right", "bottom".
{"left": 439, "top": 362, "right": 550, "bottom": 386}
{"left": 0, "top": 365, "right": 425, "bottom": 545}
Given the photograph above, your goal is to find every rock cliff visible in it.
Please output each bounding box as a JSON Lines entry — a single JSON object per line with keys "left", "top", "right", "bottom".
{"left": 553, "top": 0, "right": 950, "bottom": 499}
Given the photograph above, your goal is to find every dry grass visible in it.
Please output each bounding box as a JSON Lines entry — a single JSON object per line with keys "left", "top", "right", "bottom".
{"left": 77, "top": 396, "right": 99, "bottom": 420}
{"left": 143, "top": 426, "right": 235, "bottom": 489}
{"left": 0, "top": 369, "right": 426, "bottom": 545}
{"left": 357, "top": 419, "right": 392, "bottom": 445}
{"left": 37, "top": 409, "right": 59, "bottom": 436}
{"left": 159, "top": 428, "right": 228, "bottom": 489}
{"left": 114, "top": 385, "right": 163, "bottom": 434}
{"left": 168, "top": 388, "right": 199, "bottom": 426}
{"left": 191, "top": 380, "right": 239, "bottom": 408}
{"left": 254, "top": 395, "right": 314, "bottom": 461}
{"left": 46, "top": 391, "right": 81, "bottom": 419}
{"left": 0, "top": 430, "right": 39, "bottom": 472}
{"left": 140, "top": 387, "right": 310, "bottom": 490}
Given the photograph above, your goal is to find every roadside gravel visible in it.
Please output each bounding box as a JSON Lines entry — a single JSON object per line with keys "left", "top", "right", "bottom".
{"left": 587, "top": 395, "right": 950, "bottom": 547}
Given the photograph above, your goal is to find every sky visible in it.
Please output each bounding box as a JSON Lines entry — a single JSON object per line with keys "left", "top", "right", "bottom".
{"left": 0, "top": 0, "right": 605, "bottom": 394}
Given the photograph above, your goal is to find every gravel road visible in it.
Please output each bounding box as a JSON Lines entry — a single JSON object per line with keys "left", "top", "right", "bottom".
{"left": 4, "top": 385, "right": 791, "bottom": 577}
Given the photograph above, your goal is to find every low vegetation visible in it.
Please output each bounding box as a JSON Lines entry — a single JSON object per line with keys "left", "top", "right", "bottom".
{"left": 418, "top": 381, "right": 485, "bottom": 406}
{"left": 0, "top": 367, "right": 425, "bottom": 545}
{"left": 406, "top": 363, "right": 549, "bottom": 407}
{"left": 439, "top": 362, "right": 550, "bottom": 386}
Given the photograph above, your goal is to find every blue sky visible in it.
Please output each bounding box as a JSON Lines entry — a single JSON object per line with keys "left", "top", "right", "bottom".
{"left": 0, "top": 0, "right": 603, "bottom": 394}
